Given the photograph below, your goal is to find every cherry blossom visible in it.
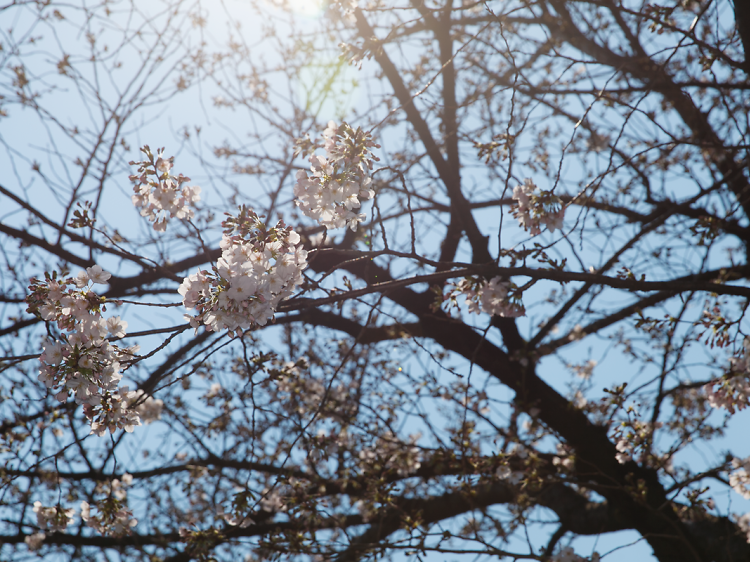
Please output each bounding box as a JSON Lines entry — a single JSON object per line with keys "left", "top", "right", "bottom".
{"left": 704, "top": 338, "right": 750, "bottom": 413}
{"left": 259, "top": 487, "right": 287, "bottom": 513}
{"left": 357, "top": 431, "right": 422, "bottom": 477}
{"left": 26, "top": 269, "right": 141, "bottom": 435}
{"left": 81, "top": 499, "right": 137, "bottom": 536}
{"left": 512, "top": 178, "right": 565, "bottom": 236}
{"left": 129, "top": 146, "right": 201, "bottom": 231}
{"left": 126, "top": 390, "right": 163, "bottom": 424}
{"left": 571, "top": 360, "right": 597, "bottom": 379}
{"left": 453, "top": 276, "right": 525, "bottom": 318}
{"left": 218, "top": 506, "right": 255, "bottom": 528}
{"left": 729, "top": 457, "right": 750, "bottom": 500}
{"left": 32, "top": 502, "right": 74, "bottom": 532}
{"left": 329, "top": 0, "right": 357, "bottom": 24}
{"left": 179, "top": 206, "right": 307, "bottom": 335}
{"left": 611, "top": 419, "right": 662, "bottom": 465}
{"left": 24, "top": 532, "right": 45, "bottom": 551}
{"left": 294, "top": 121, "right": 378, "bottom": 231}
{"left": 737, "top": 513, "right": 750, "bottom": 543}
{"left": 615, "top": 436, "right": 634, "bottom": 464}
{"left": 86, "top": 265, "right": 111, "bottom": 285}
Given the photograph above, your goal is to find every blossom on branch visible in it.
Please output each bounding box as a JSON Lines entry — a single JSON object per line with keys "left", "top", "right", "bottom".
{"left": 512, "top": 178, "right": 565, "bottom": 236}
{"left": 27, "top": 270, "right": 141, "bottom": 435}
{"left": 130, "top": 146, "right": 201, "bottom": 231}
{"left": 125, "top": 389, "right": 163, "bottom": 424}
{"left": 737, "top": 513, "right": 750, "bottom": 544}
{"left": 179, "top": 206, "right": 307, "bottom": 335}
{"left": 453, "top": 276, "right": 525, "bottom": 318}
{"left": 24, "top": 531, "right": 46, "bottom": 551}
{"left": 730, "top": 457, "right": 750, "bottom": 500}
{"left": 704, "top": 338, "right": 750, "bottom": 413}
{"left": 294, "top": 121, "right": 379, "bottom": 231}
{"left": 32, "top": 502, "right": 74, "bottom": 532}
{"left": 81, "top": 498, "right": 137, "bottom": 536}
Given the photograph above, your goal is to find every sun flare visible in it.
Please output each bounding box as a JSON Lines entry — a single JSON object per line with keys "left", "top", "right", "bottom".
{"left": 285, "top": 0, "right": 327, "bottom": 18}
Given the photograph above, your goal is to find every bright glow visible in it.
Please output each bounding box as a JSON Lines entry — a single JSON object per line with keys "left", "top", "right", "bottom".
{"left": 285, "top": 0, "right": 327, "bottom": 18}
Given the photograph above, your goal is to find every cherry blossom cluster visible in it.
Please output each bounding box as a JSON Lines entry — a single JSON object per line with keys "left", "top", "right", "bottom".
{"left": 571, "top": 359, "right": 597, "bottom": 379}
{"left": 24, "top": 531, "right": 46, "bottom": 551}
{"left": 729, "top": 457, "right": 750, "bottom": 500}
{"left": 32, "top": 501, "right": 75, "bottom": 533}
{"left": 26, "top": 268, "right": 142, "bottom": 435}
{"left": 26, "top": 497, "right": 136, "bottom": 548}
{"left": 611, "top": 420, "right": 661, "bottom": 465}
{"left": 81, "top": 499, "right": 137, "bottom": 536}
{"left": 512, "top": 178, "right": 565, "bottom": 236}
{"left": 125, "top": 389, "right": 163, "bottom": 424}
{"left": 129, "top": 145, "right": 201, "bottom": 232}
{"left": 294, "top": 121, "right": 378, "bottom": 231}
{"left": 737, "top": 513, "right": 750, "bottom": 544}
{"left": 357, "top": 431, "right": 422, "bottom": 477}
{"left": 25, "top": 502, "right": 75, "bottom": 550}
{"left": 78, "top": 473, "right": 137, "bottom": 535}
{"left": 552, "top": 443, "right": 576, "bottom": 471}
{"left": 453, "top": 276, "right": 525, "bottom": 318}
{"left": 704, "top": 338, "right": 750, "bottom": 413}
{"left": 179, "top": 206, "right": 307, "bottom": 335}
{"left": 218, "top": 493, "right": 256, "bottom": 528}
{"left": 218, "top": 484, "right": 289, "bottom": 523}
{"left": 329, "top": 0, "right": 357, "bottom": 23}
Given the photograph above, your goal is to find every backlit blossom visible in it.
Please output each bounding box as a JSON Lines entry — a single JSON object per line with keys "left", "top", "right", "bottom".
{"left": 730, "top": 457, "right": 750, "bottom": 499}
{"left": 704, "top": 338, "right": 750, "bottom": 413}
{"left": 737, "top": 513, "right": 750, "bottom": 543}
{"left": 130, "top": 146, "right": 201, "bottom": 231}
{"left": 81, "top": 499, "right": 137, "bottom": 536}
{"left": 512, "top": 178, "right": 565, "bottom": 236}
{"left": 25, "top": 532, "right": 45, "bottom": 551}
{"left": 126, "top": 389, "right": 163, "bottom": 424}
{"left": 33, "top": 502, "right": 74, "bottom": 532}
{"left": 106, "top": 316, "right": 128, "bottom": 338}
{"left": 86, "top": 265, "right": 111, "bottom": 284}
{"left": 179, "top": 206, "right": 307, "bottom": 334}
{"left": 294, "top": 121, "right": 378, "bottom": 231}
{"left": 26, "top": 270, "right": 141, "bottom": 435}
{"left": 454, "top": 276, "right": 525, "bottom": 318}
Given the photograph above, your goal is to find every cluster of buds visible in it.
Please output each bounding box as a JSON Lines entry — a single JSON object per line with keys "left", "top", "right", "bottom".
{"left": 704, "top": 339, "right": 750, "bottom": 413}
{"left": 26, "top": 267, "right": 142, "bottom": 435}
{"left": 512, "top": 178, "right": 565, "bottom": 236}
{"left": 129, "top": 146, "right": 202, "bottom": 231}
{"left": 453, "top": 276, "right": 525, "bottom": 318}
{"left": 294, "top": 121, "right": 378, "bottom": 231}
{"left": 179, "top": 206, "right": 308, "bottom": 335}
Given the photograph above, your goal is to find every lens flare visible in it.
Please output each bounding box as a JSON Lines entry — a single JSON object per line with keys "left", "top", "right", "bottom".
{"left": 285, "top": 0, "right": 327, "bottom": 18}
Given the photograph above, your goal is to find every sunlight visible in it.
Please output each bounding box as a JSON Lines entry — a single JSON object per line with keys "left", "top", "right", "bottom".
{"left": 284, "top": 0, "right": 327, "bottom": 18}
